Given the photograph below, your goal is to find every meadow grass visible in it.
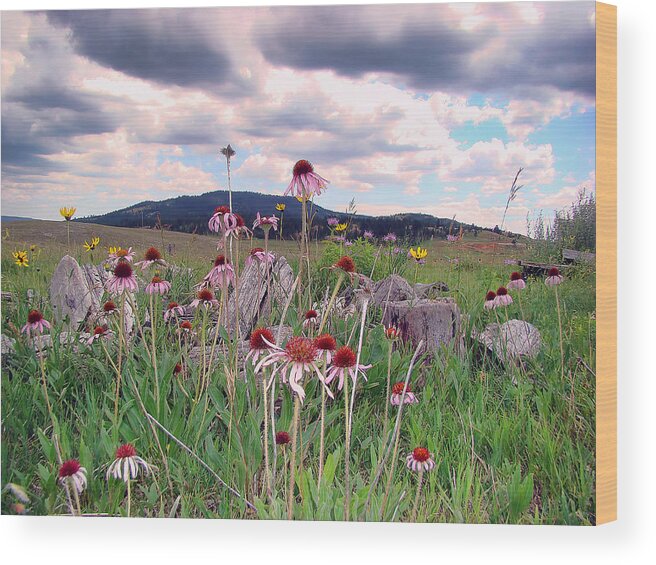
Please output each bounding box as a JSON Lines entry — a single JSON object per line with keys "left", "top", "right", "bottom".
{"left": 1, "top": 221, "right": 596, "bottom": 523}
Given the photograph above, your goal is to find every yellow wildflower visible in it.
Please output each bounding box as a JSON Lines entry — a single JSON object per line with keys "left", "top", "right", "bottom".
{"left": 335, "top": 223, "right": 348, "bottom": 232}
{"left": 59, "top": 207, "right": 76, "bottom": 221}
{"left": 275, "top": 203, "right": 286, "bottom": 212}
{"left": 83, "top": 236, "right": 100, "bottom": 252}
{"left": 12, "top": 251, "right": 29, "bottom": 267}
{"left": 409, "top": 246, "right": 428, "bottom": 261}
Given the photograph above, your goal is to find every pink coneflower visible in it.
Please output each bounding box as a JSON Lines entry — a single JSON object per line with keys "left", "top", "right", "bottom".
{"left": 59, "top": 459, "right": 87, "bottom": 494}
{"left": 225, "top": 213, "right": 252, "bottom": 239}
{"left": 383, "top": 233, "right": 397, "bottom": 243}
{"left": 275, "top": 431, "right": 291, "bottom": 446}
{"left": 190, "top": 288, "right": 219, "bottom": 309}
{"left": 484, "top": 291, "right": 496, "bottom": 310}
{"left": 314, "top": 333, "right": 337, "bottom": 364}
{"left": 390, "top": 381, "right": 419, "bottom": 406}
{"left": 246, "top": 327, "right": 276, "bottom": 366}
{"left": 87, "top": 325, "right": 112, "bottom": 345}
{"left": 252, "top": 212, "right": 278, "bottom": 232}
{"left": 385, "top": 325, "right": 400, "bottom": 340}
{"left": 406, "top": 447, "right": 436, "bottom": 473}
{"left": 545, "top": 267, "right": 564, "bottom": 287}
{"left": 363, "top": 230, "right": 374, "bottom": 239}
{"left": 245, "top": 247, "right": 275, "bottom": 267}
{"left": 285, "top": 159, "right": 329, "bottom": 199}
{"left": 334, "top": 255, "right": 356, "bottom": 274}
{"left": 108, "top": 246, "right": 135, "bottom": 265}
{"left": 325, "top": 345, "right": 372, "bottom": 392}
{"left": 164, "top": 301, "right": 185, "bottom": 322}
{"left": 302, "top": 309, "right": 319, "bottom": 329}
{"left": 177, "top": 320, "right": 194, "bottom": 336}
{"left": 103, "top": 300, "right": 117, "bottom": 316}
{"left": 203, "top": 255, "right": 235, "bottom": 287}
{"left": 507, "top": 272, "right": 526, "bottom": 290}
{"left": 208, "top": 205, "right": 237, "bottom": 233}
{"left": 106, "top": 261, "right": 138, "bottom": 294}
{"left": 254, "top": 336, "right": 333, "bottom": 403}
{"left": 327, "top": 217, "right": 339, "bottom": 227}
{"left": 494, "top": 286, "right": 513, "bottom": 307}
{"left": 144, "top": 275, "right": 171, "bottom": 295}
{"left": 21, "top": 309, "right": 51, "bottom": 336}
{"left": 106, "top": 443, "right": 153, "bottom": 482}
{"left": 135, "top": 247, "right": 167, "bottom": 270}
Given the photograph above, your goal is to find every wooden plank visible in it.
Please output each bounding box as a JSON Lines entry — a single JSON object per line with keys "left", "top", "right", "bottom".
{"left": 595, "top": 1, "right": 617, "bottom": 525}
{"left": 562, "top": 248, "right": 596, "bottom": 263}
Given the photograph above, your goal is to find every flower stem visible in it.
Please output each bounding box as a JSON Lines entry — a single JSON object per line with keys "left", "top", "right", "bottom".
{"left": 411, "top": 469, "right": 424, "bottom": 522}
{"left": 317, "top": 377, "right": 326, "bottom": 487}
{"left": 126, "top": 479, "right": 131, "bottom": 517}
{"left": 317, "top": 272, "right": 344, "bottom": 335}
{"left": 70, "top": 478, "right": 82, "bottom": 517}
{"left": 114, "top": 292, "right": 126, "bottom": 423}
{"left": 262, "top": 367, "right": 272, "bottom": 502}
{"left": 555, "top": 286, "right": 565, "bottom": 383}
{"left": 343, "top": 370, "right": 351, "bottom": 521}
{"left": 381, "top": 340, "right": 394, "bottom": 443}
{"left": 287, "top": 394, "right": 301, "bottom": 520}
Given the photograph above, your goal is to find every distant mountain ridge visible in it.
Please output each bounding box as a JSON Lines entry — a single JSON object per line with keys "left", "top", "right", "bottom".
{"left": 80, "top": 189, "right": 483, "bottom": 240}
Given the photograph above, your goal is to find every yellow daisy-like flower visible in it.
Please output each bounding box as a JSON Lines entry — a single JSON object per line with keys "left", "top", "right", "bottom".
{"left": 334, "top": 223, "right": 348, "bottom": 232}
{"left": 409, "top": 246, "right": 428, "bottom": 261}
{"left": 30, "top": 244, "right": 38, "bottom": 252}
{"left": 108, "top": 246, "right": 120, "bottom": 255}
{"left": 12, "top": 251, "right": 29, "bottom": 267}
{"left": 275, "top": 203, "right": 286, "bottom": 212}
{"left": 295, "top": 195, "right": 310, "bottom": 203}
{"left": 59, "top": 207, "right": 76, "bottom": 221}
{"left": 84, "top": 236, "right": 100, "bottom": 252}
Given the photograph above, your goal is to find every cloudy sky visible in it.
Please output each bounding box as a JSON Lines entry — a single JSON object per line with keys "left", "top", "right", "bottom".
{"left": 1, "top": 2, "right": 596, "bottom": 232}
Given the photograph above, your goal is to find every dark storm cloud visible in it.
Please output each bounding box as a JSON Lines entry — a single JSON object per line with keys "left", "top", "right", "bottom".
{"left": 47, "top": 9, "right": 232, "bottom": 90}
{"left": 256, "top": 3, "right": 595, "bottom": 97}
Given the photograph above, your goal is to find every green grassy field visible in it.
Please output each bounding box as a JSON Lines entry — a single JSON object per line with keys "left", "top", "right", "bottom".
{"left": 1, "top": 220, "right": 596, "bottom": 523}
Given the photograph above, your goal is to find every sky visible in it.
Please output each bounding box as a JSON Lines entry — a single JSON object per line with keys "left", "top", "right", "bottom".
{"left": 0, "top": 2, "right": 596, "bottom": 233}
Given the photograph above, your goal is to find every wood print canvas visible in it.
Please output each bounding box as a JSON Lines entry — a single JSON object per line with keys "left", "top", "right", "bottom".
{"left": 0, "top": 2, "right": 616, "bottom": 524}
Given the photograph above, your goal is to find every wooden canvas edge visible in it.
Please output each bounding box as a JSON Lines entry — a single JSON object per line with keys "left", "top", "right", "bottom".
{"left": 595, "top": 1, "right": 617, "bottom": 525}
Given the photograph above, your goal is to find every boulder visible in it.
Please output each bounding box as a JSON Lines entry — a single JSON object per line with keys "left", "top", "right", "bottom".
{"left": 1, "top": 334, "right": 16, "bottom": 364}
{"left": 414, "top": 281, "right": 449, "bottom": 299}
{"left": 50, "top": 255, "right": 95, "bottom": 330}
{"left": 381, "top": 298, "right": 461, "bottom": 355}
{"left": 472, "top": 319, "right": 541, "bottom": 363}
{"left": 372, "top": 274, "right": 416, "bottom": 306}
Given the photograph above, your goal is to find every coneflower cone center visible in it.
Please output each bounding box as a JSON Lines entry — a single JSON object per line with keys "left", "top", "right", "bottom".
{"left": 497, "top": 287, "right": 508, "bottom": 296}
{"left": 485, "top": 291, "right": 496, "bottom": 301}
{"left": 198, "top": 289, "right": 214, "bottom": 301}
{"left": 293, "top": 159, "right": 313, "bottom": 176}
{"left": 59, "top": 459, "right": 81, "bottom": 477}
{"left": 314, "top": 334, "right": 336, "bottom": 351}
{"left": 412, "top": 447, "right": 430, "bottom": 462}
{"left": 285, "top": 337, "right": 317, "bottom": 364}
{"left": 333, "top": 346, "right": 356, "bottom": 368}
{"left": 116, "top": 443, "right": 137, "bottom": 458}
{"left": 27, "top": 310, "right": 43, "bottom": 324}
{"left": 548, "top": 267, "right": 560, "bottom": 277}
{"left": 510, "top": 272, "right": 522, "bottom": 281}
{"left": 114, "top": 262, "right": 133, "bottom": 278}
{"left": 392, "top": 382, "right": 411, "bottom": 395}
{"left": 168, "top": 301, "right": 179, "bottom": 309}
{"left": 214, "top": 255, "right": 227, "bottom": 266}
{"left": 250, "top": 328, "right": 275, "bottom": 350}
{"left": 144, "top": 247, "right": 162, "bottom": 261}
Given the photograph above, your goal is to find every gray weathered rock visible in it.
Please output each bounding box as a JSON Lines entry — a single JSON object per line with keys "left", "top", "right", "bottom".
{"left": 2, "top": 334, "right": 16, "bottom": 363}
{"left": 472, "top": 319, "right": 541, "bottom": 363}
{"left": 414, "top": 281, "right": 449, "bottom": 299}
{"left": 50, "top": 255, "right": 95, "bottom": 330}
{"left": 381, "top": 298, "right": 461, "bottom": 354}
{"left": 372, "top": 274, "right": 416, "bottom": 306}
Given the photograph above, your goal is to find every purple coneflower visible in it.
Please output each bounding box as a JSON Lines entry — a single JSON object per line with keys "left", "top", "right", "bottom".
{"left": 253, "top": 212, "right": 278, "bottom": 232}
{"left": 203, "top": 255, "right": 235, "bottom": 287}
{"left": 494, "top": 286, "right": 513, "bottom": 307}
{"left": 106, "top": 261, "right": 138, "bottom": 294}
{"left": 275, "top": 431, "right": 291, "bottom": 446}
{"left": 314, "top": 334, "right": 337, "bottom": 364}
{"left": 390, "top": 381, "right": 419, "bottom": 406}
{"left": 254, "top": 336, "right": 332, "bottom": 403}
{"left": 285, "top": 159, "right": 329, "bottom": 199}
{"left": 302, "top": 309, "right": 319, "bottom": 329}
{"left": 59, "top": 459, "right": 87, "bottom": 494}
{"left": 144, "top": 275, "right": 171, "bottom": 295}
{"left": 406, "top": 447, "right": 436, "bottom": 473}
{"left": 135, "top": 247, "right": 167, "bottom": 270}
{"left": 545, "top": 267, "right": 564, "bottom": 287}
{"left": 208, "top": 205, "right": 237, "bottom": 233}
{"left": 21, "top": 309, "right": 51, "bottom": 336}
{"left": 325, "top": 345, "right": 372, "bottom": 392}
{"left": 103, "top": 300, "right": 117, "bottom": 316}
{"left": 87, "top": 325, "right": 112, "bottom": 345}
{"left": 245, "top": 247, "right": 275, "bottom": 267}
{"left": 225, "top": 213, "right": 252, "bottom": 239}
{"left": 164, "top": 301, "right": 185, "bottom": 322}
{"left": 106, "top": 444, "right": 153, "bottom": 482}
{"left": 507, "top": 272, "right": 526, "bottom": 290}
{"left": 190, "top": 288, "right": 219, "bottom": 310}
{"left": 177, "top": 321, "right": 194, "bottom": 336}
{"left": 246, "top": 327, "right": 276, "bottom": 366}
{"left": 484, "top": 291, "right": 496, "bottom": 310}
{"left": 108, "top": 246, "right": 135, "bottom": 265}
{"left": 334, "top": 255, "right": 356, "bottom": 274}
